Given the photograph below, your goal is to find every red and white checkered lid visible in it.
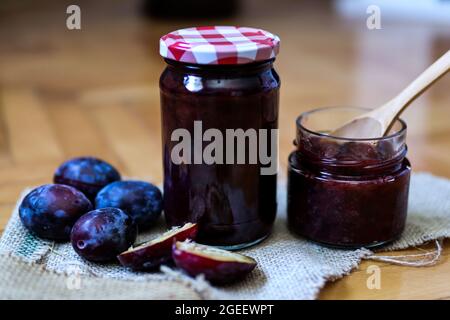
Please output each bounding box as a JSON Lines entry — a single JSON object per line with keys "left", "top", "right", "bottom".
{"left": 160, "top": 26, "right": 280, "bottom": 65}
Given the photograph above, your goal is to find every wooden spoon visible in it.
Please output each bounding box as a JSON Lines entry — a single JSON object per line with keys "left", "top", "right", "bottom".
{"left": 332, "top": 50, "right": 450, "bottom": 139}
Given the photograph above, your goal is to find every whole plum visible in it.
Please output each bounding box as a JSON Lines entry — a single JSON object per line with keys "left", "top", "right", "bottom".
{"left": 19, "top": 184, "right": 93, "bottom": 241}
{"left": 71, "top": 208, "right": 137, "bottom": 262}
{"left": 54, "top": 157, "right": 121, "bottom": 201}
{"left": 95, "top": 180, "right": 163, "bottom": 230}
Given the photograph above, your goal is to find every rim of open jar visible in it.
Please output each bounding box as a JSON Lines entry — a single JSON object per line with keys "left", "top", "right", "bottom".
{"left": 295, "top": 106, "right": 407, "bottom": 143}
{"left": 295, "top": 106, "right": 407, "bottom": 142}
{"left": 293, "top": 106, "right": 408, "bottom": 174}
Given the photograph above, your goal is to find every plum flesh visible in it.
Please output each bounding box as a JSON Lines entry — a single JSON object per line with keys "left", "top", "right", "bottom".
{"left": 172, "top": 241, "right": 257, "bottom": 284}
{"left": 118, "top": 222, "right": 197, "bottom": 271}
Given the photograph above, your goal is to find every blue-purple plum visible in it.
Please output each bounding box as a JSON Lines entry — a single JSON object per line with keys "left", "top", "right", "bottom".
{"left": 19, "top": 184, "right": 93, "bottom": 241}
{"left": 95, "top": 180, "right": 162, "bottom": 230}
{"left": 71, "top": 208, "right": 137, "bottom": 262}
{"left": 54, "top": 157, "right": 121, "bottom": 201}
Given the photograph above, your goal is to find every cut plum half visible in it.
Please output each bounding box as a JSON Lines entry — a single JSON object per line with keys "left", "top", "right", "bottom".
{"left": 118, "top": 222, "right": 197, "bottom": 271}
{"left": 172, "top": 241, "right": 257, "bottom": 284}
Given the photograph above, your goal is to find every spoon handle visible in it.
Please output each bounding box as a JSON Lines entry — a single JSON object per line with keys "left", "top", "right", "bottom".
{"left": 389, "top": 50, "right": 450, "bottom": 116}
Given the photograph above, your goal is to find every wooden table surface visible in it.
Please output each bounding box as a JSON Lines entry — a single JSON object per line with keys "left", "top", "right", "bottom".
{"left": 1, "top": 0, "right": 449, "bottom": 299}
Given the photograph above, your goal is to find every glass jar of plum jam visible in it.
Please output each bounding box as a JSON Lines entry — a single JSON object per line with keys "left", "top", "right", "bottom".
{"left": 159, "top": 26, "right": 280, "bottom": 249}
{"left": 287, "top": 107, "right": 411, "bottom": 248}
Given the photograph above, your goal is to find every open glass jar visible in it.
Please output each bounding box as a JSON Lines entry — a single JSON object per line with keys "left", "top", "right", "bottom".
{"left": 287, "top": 107, "right": 411, "bottom": 248}
{"left": 159, "top": 26, "right": 280, "bottom": 249}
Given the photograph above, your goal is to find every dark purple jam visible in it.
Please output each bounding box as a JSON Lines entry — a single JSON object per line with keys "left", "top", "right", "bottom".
{"left": 160, "top": 60, "right": 280, "bottom": 249}
{"left": 287, "top": 112, "right": 411, "bottom": 248}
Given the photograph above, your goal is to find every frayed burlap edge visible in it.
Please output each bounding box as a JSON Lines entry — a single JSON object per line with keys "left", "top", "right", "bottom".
{"left": 0, "top": 251, "right": 213, "bottom": 300}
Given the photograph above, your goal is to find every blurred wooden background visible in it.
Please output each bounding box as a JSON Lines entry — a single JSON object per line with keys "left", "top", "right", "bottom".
{"left": 1, "top": 0, "right": 449, "bottom": 299}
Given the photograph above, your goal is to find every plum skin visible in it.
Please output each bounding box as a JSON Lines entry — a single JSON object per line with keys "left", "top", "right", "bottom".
{"left": 54, "top": 157, "right": 121, "bottom": 201}
{"left": 118, "top": 223, "right": 198, "bottom": 271}
{"left": 172, "top": 242, "right": 257, "bottom": 285}
{"left": 71, "top": 208, "right": 137, "bottom": 262}
{"left": 19, "top": 184, "right": 93, "bottom": 241}
{"left": 95, "top": 180, "right": 163, "bottom": 230}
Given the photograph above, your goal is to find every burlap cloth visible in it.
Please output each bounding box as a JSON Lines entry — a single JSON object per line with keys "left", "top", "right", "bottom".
{"left": 1, "top": 172, "right": 449, "bottom": 300}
